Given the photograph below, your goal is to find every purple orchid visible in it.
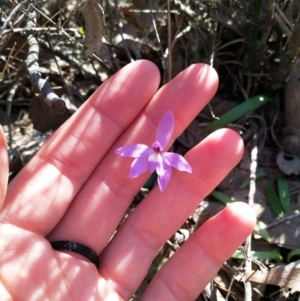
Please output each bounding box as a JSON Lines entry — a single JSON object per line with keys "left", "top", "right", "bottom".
{"left": 115, "top": 110, "right": 192, "bottom": 192}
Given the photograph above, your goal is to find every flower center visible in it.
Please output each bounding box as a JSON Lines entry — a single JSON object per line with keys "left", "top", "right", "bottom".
{"left": 152, "top": 141, "right": 162, "bottom": 154}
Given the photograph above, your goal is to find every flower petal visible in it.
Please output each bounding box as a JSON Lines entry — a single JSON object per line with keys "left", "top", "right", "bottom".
{"left": 148, "top": 153, "right": 163, "bottom": 173}
{"left": 116, "top": 144, "right": 152, "bottom": 158}
{"left": 129, "top": 157, "right": 149, "bottom": 178}
{"left": 157, "top": 166, "right": 172, "bottom": 192}
{"left": 156, "top": 110, "right": 174, "bottom": 149}
{"left": 149, "top": 161, "right": 159, "bottom": 173}
{"left": 163, "top": 152, "right": 192, "bottom": 173}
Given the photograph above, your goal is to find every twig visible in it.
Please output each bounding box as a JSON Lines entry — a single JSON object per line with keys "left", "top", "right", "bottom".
{"left": 244, "top": 136, "right": 258, "bottom": 301}
{"left": 166, "top": 0, "right": 172, "bottom": 81}
{"left": 0, "top": 0, "right": 29, "bottom": 50}
{"left": 1, "top": 26, "right": 79, "bottom": 35}
{"left": 173, "top": 0, "right": 195, "bottom": 18}
{"left": 149, "top": 0, "right": 167, "bottom": 77}
{"left": 0, "top": 2, "right": 25, "bottom": 34}
{"left": 0, "top": 41, "right": 16, "bottom": 81}
{"left": 28, "top": 1, "right": 111, "bottom": 72}
{"left": 266, "top": 210, "right": 300, "bottom": 229}
{"left": 114, "top": 0, "right": 134, "bottom": 62}
{"left": 25, "top": 10, "right": 66, "bottom": 115}
{"left": 130, "top": 8, "right": 180, "bottom": 15}
{"left": 0, "top": 0, "right": 63, "bottom": 50}
{"left": 44, "top": 34, "right": 77, "bottom": 107}
{"left": 274, "top": 4, "right": 292, "bottom": 31}
{"left": 209, "top": 2, "right": 218, "bottom": 68}
{"left": 6, "top": 82, "right": 20, "bottom": 150}
{"left": 273, "top": 11, "right": 291, "bottom": 37}
{"left": 173, "top": 24, "right": 191, "bottom": 43}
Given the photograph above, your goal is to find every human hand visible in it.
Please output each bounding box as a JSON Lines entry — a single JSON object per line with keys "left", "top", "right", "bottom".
{"left": 0, "top": 60, "right": 255, "bottom": 301}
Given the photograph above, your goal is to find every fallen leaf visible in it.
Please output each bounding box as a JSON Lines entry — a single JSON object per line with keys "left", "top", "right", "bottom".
{"left": 236, "top": 262, "right": 300, "bottom": 291}
{"left": 78, "top": 0, "right": 108, "bottom": 57}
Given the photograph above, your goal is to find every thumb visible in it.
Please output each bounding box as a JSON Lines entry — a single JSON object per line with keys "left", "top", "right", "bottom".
{"left": 0, "top": 126, "right": 8, "bottom": 210}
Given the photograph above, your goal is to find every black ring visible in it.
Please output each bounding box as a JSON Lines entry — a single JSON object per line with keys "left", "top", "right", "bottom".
{"left": 50, "top": 241, "right": 99, "bottom": 268}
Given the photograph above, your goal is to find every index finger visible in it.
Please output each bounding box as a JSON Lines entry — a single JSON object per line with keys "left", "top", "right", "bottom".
{"left": 0, "top": 60, "right": 160, "bottom": 235}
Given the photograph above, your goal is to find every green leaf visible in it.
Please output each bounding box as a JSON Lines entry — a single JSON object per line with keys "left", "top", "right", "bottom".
{"left": 277, "top": 177, "right": 291, "bottom": 213}
{"left": 232, "top": 250, "right": 282, "bottom": 261}
{"left": 266, "top": 180, "right": 284, "bottom": 218}
{"left": 255, "top": 220, "right": 271, "bottom": 243}
{"left": 210, "top": 190, "right": 233, "bottom": 205}
{"left": 203, "top": 95, "right": 272, "bottom": 133}
{"left": 240, "top": 171, "right": 268, "bottom": 189}
{"left": 287, "top": 248, "right": 300, "bottom": 262}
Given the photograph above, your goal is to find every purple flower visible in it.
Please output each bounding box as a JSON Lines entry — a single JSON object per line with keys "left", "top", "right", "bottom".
{"left": 115, "top": 110, "right": 192, "bottom": 192}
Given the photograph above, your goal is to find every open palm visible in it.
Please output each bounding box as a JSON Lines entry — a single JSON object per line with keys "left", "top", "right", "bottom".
{"left": 0, "top": 61, "right": 255, "bottom": 301}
